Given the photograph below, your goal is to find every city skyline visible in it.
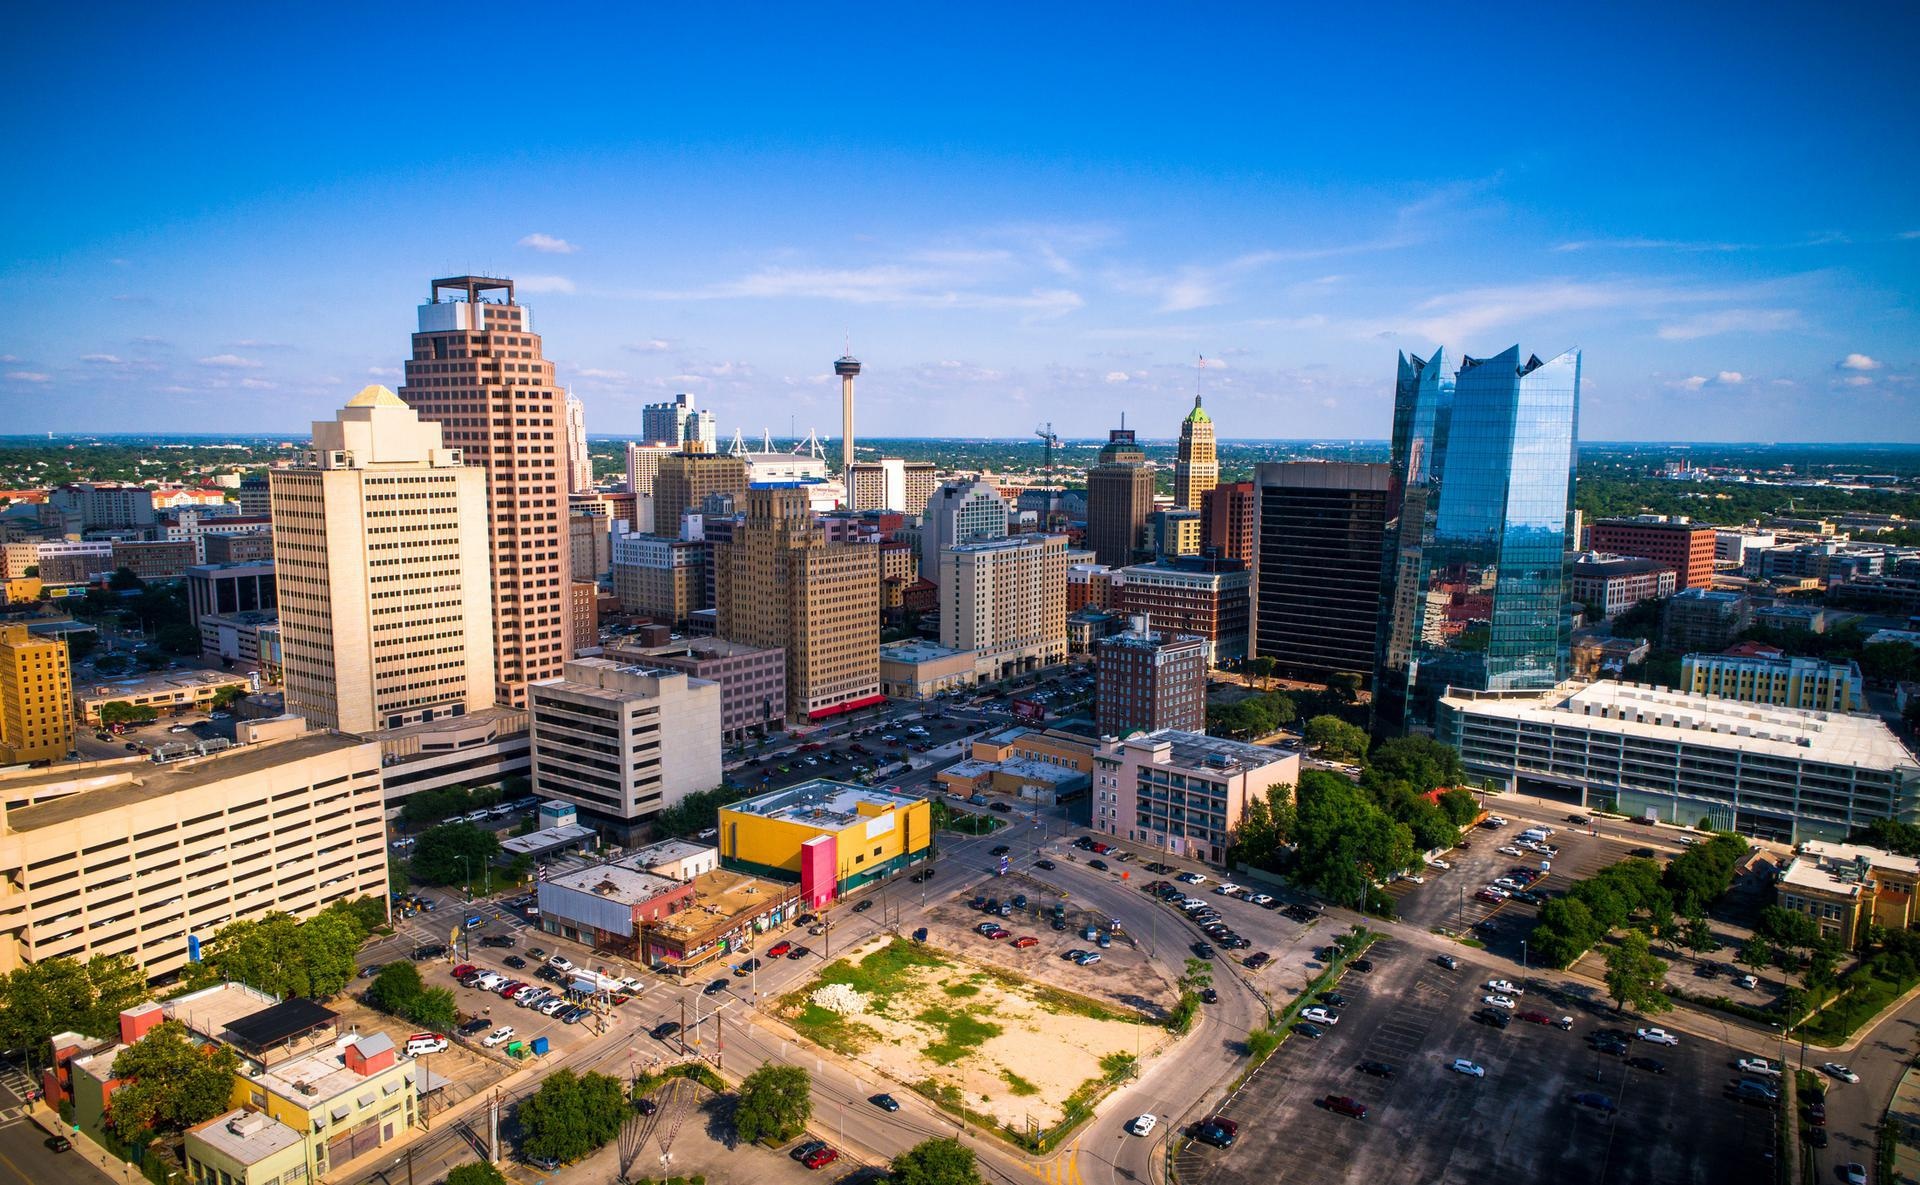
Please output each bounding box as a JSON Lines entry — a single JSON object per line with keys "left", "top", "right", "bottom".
{"left": 3, "top": 5, "right": 1916, "bottom": 443}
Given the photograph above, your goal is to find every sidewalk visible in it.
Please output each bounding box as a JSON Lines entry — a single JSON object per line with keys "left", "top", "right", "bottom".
{"left": 25, "top": 1105, "right": 122, "bottom": 1185}
{"left": 1889, "top": 1064, "right": 1920, "bottom": 1184}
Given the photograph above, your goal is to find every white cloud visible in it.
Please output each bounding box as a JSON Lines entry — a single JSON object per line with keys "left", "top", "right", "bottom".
{"left": 6, "top": 371, "right": 52, "bottom": 383}
{"left": 1654, "top": 308, "right": 1802, "bottom": 340}
{"left": 80, "top": 353, "right": 124, "bottom": 365}
{"left": 1678, "top": 376, "right": 1710, "bottom": 392}
{"left": 517, "top": 275, "right": 577, "bottom": 294}
{"left": 238, "top": 378, "right": 277, "bottom": 390}
{"left": 574, "top": 368, "right": 628, "bottom": 380}
{"left": 367, "top": 366, "right": 401, "bottom": 378}
{"left": 519, "top": 233, "right": 579, "bottom": 255}
{"left": 626, "top": 339, "right": 674, "bottom": 353}
{"left": 198, "top": 353, "right": 262, "bottom": 369}
{"left": 0, "top": 354, "right": 18, "bottom": 363}
{"left": 1843, "top": 375, "right": 1874, "bottom": 387}
{"left": 1553, "top": 237, "right": 1751, "bottom": 253}
{"left": 1900, "top": 230, "right": 1920, "bottom": 240}
{"left": 1840, "top": 353, "right": 1881, "bottom": 371}
{"left": 1716, "top": 371, "right": 1745, "bottom": 384}
{"left": 1104, "top": 371, "right": 1130, "bottom": 384}
{"left": 657, "top": 263, "right": 1082, "bottom": 317}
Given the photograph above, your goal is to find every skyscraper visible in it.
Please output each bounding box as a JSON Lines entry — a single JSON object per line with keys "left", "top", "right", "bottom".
{"left": 1374, "top": 346, "right": 1581, "bottom": 731}
{"left": 715, "top": 484, "right": 881, "bottom": 721}
{"left": 397, "top": 276, "right": 568, "bottom": 706}
{"left": 1253, "top": 461, "right": 1391, "bottom": 683}
{"left": 920, "top": 479, "right": 1009, "bottom": 583}
{"left": 0, "top": 624, "right": 71, "bottom": 765}
{"left": 642, "top": 393, "right": 716, "bottom": 451}
{"left": 1173, "top": 395, "right": 1218, "bottom": 509}
{"left": 564, "top": 393, "right": 591, "bottom": 493}
{"left": 938, "top": 534, "right": 1069, "bottom": 682}
{"left": 1085, "top": 427, "right": 1155, "bottom": 568}
{"left": 271, "top": 387, "right": 495, "bottom": 734}
{"left": 1201, "top": 480, "right": 1255, "bottom": 562}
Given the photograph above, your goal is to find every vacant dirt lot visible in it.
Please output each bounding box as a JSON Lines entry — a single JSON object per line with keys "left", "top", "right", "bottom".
{"left": 779, "top": 935, "right": 1167, "bottom": 1130}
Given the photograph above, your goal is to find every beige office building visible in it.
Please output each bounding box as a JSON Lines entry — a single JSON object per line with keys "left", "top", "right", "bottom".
{"left": 716, "top": 485, "right": 881, "bottom": 722}
{"left": 654, "top": 450, "right": 749, "bottom": 539}
{"left": 0, "top": 624, "right": 72, "bottom": 765}
{"left": 939, "top": 534, "right": 1069, "bottom": 682}
{"left": 270, "top": 388, "right": 494, "bottom": 735}
{"left": 1173, "top": 395, "right": 1218, "bottom": 509}
{"left": 0, "top": 734, "right": 388, "bottom": 980}
{"left": 397, "top": 276, "right": 569, "bottom": 707}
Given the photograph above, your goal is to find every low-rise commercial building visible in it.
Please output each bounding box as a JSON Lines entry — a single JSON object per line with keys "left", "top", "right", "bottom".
{"left": 1775, "top": 840, "right": 1920, "bottom": 945}
{"left": 1570, "top": 555, "right": 1677, "bottom": 620}
{"left": 1589, "top": 516, "right": 1717, "bottom": 590}
{"left": 719, "top": 779, "right": 932, "bottom": 905}
{"left": 371, "top": 706, "right": 531, "bottom": 816}
{"left": 186, "top": 560, "right": 277, "bottom": 627}
{"left": 75, "top": 668, "right": 253, "bottom": 725}
{"left": 1090, "top": 730, "right": 1298, "bottom": 864}
{"left": 1437, "top": 681, "right": 1920, "bottom": 843}
{"left": 1662, "top": 588, "right": 1752, "bottom": 651}
{"left": 536, "top": 854, "right": 698, "bottom": 959}
{"left": 1680, "top": 652, "right": 1864, "bottom": 713}
{"left": 110, "top": 539, "right": 199, "bottom": 581}
{"left": 639, "top": 867, "right": 805, "bottom": 975}
{"left": 878, "top": 639, "right": 977, "bottom": 700}
{"left": 1753, "top": 603, "right": 1828, "bottom": 634}
{"left": 198, "top": 610, "right": 283, "bottom": 683}
{"left": 0, "top": 734, "right": 388, "bottom": 979}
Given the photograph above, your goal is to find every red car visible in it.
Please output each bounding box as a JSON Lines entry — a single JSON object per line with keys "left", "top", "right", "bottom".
{"left": 803, "top": 1146, "right": 839, "bottom": 1170}
{"left": 1202, "top": 1115, "right": 1238, "bottom": 1136}
{"left": 766, "top": 941, "right": 793, "bottom": 959}
{"left": 985, "top": 928, "right": 1010, "bottom": 940}
{"left": 1517, "top": 1010, "right": 1554, "bottom": 1025}
{"left": 1322, "top": 1095, "right": 1367, "bottom": 1119}
{"left": 499, "top": 981, "right": 528, "bottom": 998}
{"left": 451, "top": 964, "right": 476, "bottom": 978}
{"left": 1012, "top": 936, "right": 1039, "bottom": 949}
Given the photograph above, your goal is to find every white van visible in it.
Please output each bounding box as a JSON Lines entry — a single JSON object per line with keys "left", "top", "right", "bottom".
{"left": 405, "top": 1034, "right": 448, "bottom": 1056}
{"left": 390, "top": 837, "right": 417, "bottom": 852}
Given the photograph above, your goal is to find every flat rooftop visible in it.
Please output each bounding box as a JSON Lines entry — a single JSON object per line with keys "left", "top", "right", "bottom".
{"left": 375, "top": 704, "right": 528, "bottom": 743}
{"left": 500, "top": 823, "right": 598, "bottom": 857}
{"left": 1112, "top": 729, "right": 1296, "bottom": 775}
{"left": 255, "top": 1033, "right": 404, "bottom": 1109}
{"left": 646, "top": 867, "right": 799, "bottom": 940}
{"left": 614, "top": 638, "right": 780, "bottom": 662}
{"left": 1443, "top": 681, "right": 1920, "bottom": 771}
{"left": 724, "top": 779, "right": 916, "bottom": 831}
{"left": 880, "top": 639, "right": 972, "bottom": 663}
{"left": 546, "top": 859, "right": 682, "bottom": 905}
{"left": 190, "top": 1110, "right": 303, "bottom": 1166}
{"left": 625, "top": 838, "right": 715, "bottom": 867}
{"left": 1780, "top": 857, "right": 1864, "bottom": 899}
{"left": 1800, "top": 840, "right": 1920, "bottom": 876}
{"left": 3, "top": 733, "right": 371, "bottom": 832}
{"left": 74, "top": 667, "right": 250, "bottom": 701}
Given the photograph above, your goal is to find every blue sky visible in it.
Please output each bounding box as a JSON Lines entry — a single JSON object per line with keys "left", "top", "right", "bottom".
{"left": 3, "top": 3, "right": 1916, "bottom": 442}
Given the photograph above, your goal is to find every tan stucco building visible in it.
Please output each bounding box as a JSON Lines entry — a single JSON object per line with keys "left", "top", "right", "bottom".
{"left": 939, "top": 534, "right": 1069, "bottom": 683}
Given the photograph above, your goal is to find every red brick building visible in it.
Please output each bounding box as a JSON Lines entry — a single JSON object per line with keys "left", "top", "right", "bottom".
{"left": 1588, "top": 517, "right": 1717, "bottom": 590}
{"left": 1201, "top": 481, "right": 1255, "bottom": 563}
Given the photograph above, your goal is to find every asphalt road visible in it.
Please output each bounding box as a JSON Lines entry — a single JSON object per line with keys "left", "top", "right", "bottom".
{"left": 0, "top": 1071, "right": 105, "bottom": 1185}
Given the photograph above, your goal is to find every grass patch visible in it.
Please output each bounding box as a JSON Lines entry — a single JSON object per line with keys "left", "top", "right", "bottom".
{"left": 919, "top": 1006, "right": 1003, "bottom": 1064}
{"left": 1797, "top": 968, "right": 1917, "bottom": 1045}
{"left": 787, "top": 1002, "right": 878, "bottom": 1055}
{"left": 782, "top": 937, "right": 952, "bottom": 1017}
{"left": 943, "top": 983, "right": 981, "bottom": 998}
{"left": 968, "top": 962, "right": 1140, "bottom": 1023}
{"left": 1000, "top": 1069, "right": 1039, "bottom": 1097}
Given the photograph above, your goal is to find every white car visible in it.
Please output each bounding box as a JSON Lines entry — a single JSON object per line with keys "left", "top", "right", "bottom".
{"left": 1636, "top": 1027, "right": 1679, "bottom": 1046}
{"left": 541, "top": 998, "right": 570, "bottom": 1016}
{"left": 1301, "top": 1007, "right": 1340, "bottom": 1026}
{"left": 1480, "top": 886, "right": 1510, "bottom": 900}
{"left": 1451, "top": 1058, "right": 1485, "bottom": 1078}
{"left": 1428, "top": 859, "right": 1452, "bottom": 871}
{"left": 1482, "top": 995, "right": 1516, "bottom": 1010}
{"left": 516, "top": 988, "right": 550, "bottom": 1008}
{"left": 1822, "top": 1062, "right": 1861, "bottom": 1084}
{"left": 1214, "top": 884, "right": 1242, "bottom": 896}
{"left": 548, "top": 955, "right": 575, "bottom": 972}
{"left": 1485, "top": 979, "right": 1523, "bottom": 995}
{"left": 1126, "top": 1114, "right": 1157, "bottom": 1137}
{"left": 1177, "top": 873, "right": 1207, "bottom": 885}
{"left": 1249, "top": 894, "right": 1275, "bottom": 905}
{"left": 1498, "top": 845, "right": 1524, "bottom": 857}
{"left": 1485, "top": 816, "right": 1509, "bottom": 827}
{"left": 482, "top": 1026, "right": 516, "bottom": 1047}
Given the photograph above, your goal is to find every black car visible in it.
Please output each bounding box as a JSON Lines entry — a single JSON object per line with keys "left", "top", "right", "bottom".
{"left": 1035, "top": 859, "right": 1056, "bottom": 871}
{"left": 1089, "top": 859, "right": 1109, "bottom": 871}
{"left": 1243, "top": 952, "right": 1272, "bottom": 970}
{"left": 535, "top": 965, "right": 562, "bottom": 981}
{"left": 636, "top": 1098, "right": 658, "bottom": 1116}
{"left": 504, "top": 955, "right": 528, "bottom": 969}
{"left": 480, "top": 934, "right": 515, "bottom": 948}
{"left": 871, "top": 1093, "right": 901, "bottom": 1112}
{"left": 650, "top": 1021, "right": 683, "bottom": 1041}
{"left": 1293, "top": 1021, "right": 1324, "bottom": 1039}
{"left": 1011, "top": 894, "right": 1028, "bottom": 909}
{"left": 786, "top": 945, "right": 811, "bottom": 959}
{"left": 358, "top": 963, "right": 384, "bottom": 979}
{"left": 459, "top": 1017, "right": 491, "bottom": 1035}
{"left": 1193, "top": 941, "right": 1215, "bottom": 959}
{"left": 796, "top": 913, "right": 817, "bottom": 926}
{"left": 412, "top": 944, "right": 448, "bottom": 960}
{"left": 991, "top": 845, "right": 1012, "bottom": 857}
{"left": 1319, "top": 992, "right": 1347, "bottom": 1007}
{"left": 1358, "top": 1060, "right": 1396, "bottom": 1079}
{"left": 1628, "top": 1056, "right": 1666, "bottom": 1074}
{"left": 1190, "top": 1122, "right": 1235, "bottom": 1148}
{"left": 852, "top": 899, "right": 874, "bottom": 913}
{"left": 912, "top": 927, "right": 929, "bottom": 943}
{"left": 1473, "top": 1008, "right": 1511, "bottom": 1029}
{"left": 990, "top": 802, "right": 1012, "bottom": 813}
{"left": 969, "top": 896, "right": 988, "bottom": 910}
{"left": 704, "top": 978, "right": 730, "bottom": 995}
{"left": 1351, "top": 958, "right": 1375, "bottom": 973}
{"left": 1435, "top": 954, "right": 1459, "bottom": 970}
{"left": 1199, "top": 988, "right": 1218, "bottom": 1004}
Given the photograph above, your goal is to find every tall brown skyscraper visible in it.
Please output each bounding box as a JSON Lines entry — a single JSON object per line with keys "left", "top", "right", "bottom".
{"left": 716, "top": 484, "right": 881, "bottom": 722}
{"left": 397, "top": 276, "right": 569, "bottom": 706}
{"left": 1085, "top": 426, "right": 1155, "bottom": 568}
{"left": 653, "top": 448, "right": 749, "bottom": 538}
{"left": 1173, "top": 395, "right": 1218, "bottom": 509}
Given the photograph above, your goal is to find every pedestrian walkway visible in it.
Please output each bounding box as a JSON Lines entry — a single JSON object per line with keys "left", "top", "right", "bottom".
{"left": 1887, "top": 1064, "right": 1920, "bottom": 1184}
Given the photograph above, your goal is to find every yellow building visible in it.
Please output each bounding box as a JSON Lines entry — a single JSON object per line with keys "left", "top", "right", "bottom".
{"left": 74, "top": 668, "right": 251, "bottom": 725}
{"left": 1173, "top": 395, "right": 1218, "bottom": 510}
{"left": 3, "top": 577, "right": 41, "bottom": 605}
{"left": 185, "top": 1110, "right": 309, "bottom": 1185}
{"left": 719, "top": 779, "right": 932, "bottom": 905}
{"left": 1777, "top": 840, "right": 1920, "bottom": 946}
{"left": 0, "top": 623, "right": 72, "bottom": 764}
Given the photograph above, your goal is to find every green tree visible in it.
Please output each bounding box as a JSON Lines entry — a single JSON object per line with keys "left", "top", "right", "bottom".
{"left": 734, "top": 1064, "right": 812, "bottom": 1144}
{"left": 209, "top": 684, "right": 248, "bottom": 710}
{"left": 98, "top": 700, "right": 159, "bottom": 726}
{"left": 105, "top": 1021, "right": 240, "bottom": 1141}
{"left": 1227, "top": 790, "right": 1292, "bottom": 870}
{"left": 655, "top": 785, "right": 751, "bottom": 839}
{"left": 107, "top": 566, "right": 144, "bottom": 591}
{"left": 445, "top": 1165, "right": 510, "bottom": 1185}
{"left": 0, "top": 955, "right": 147, "bottom": 1071}
{"left": 1437, "top": 788, "right": 1481, "bottom": 827}
{"left": 183, "top": 909, "right": 366, "bottom": 999}
{"left": 1681, "top": 914, "right": 1717, "bottom": 956}
{"left": 406, "top": 986, "right": 459, "bottom": 1033}
{"left": 1245, "top": 656, "right": 1277, "bottom": 690}
{"left": 1849, "top": 818, "right": 1920, "bottom": 857}
{"left": 1302, "top": 715, "right": 1368, "bottom": 761}
{"left": 1290, "top": 771, "right": 1414, "bottom": 906}
{"left": 1325, "top": 672, "right": 1362, "bottom": 704}
{"left": 410, "top": 822, "right": 501, "bottom": 886}
{"left": 1602, "top": 930, "right": 1672, "bottom": 1015}
{"left": 1529, "top": 897, "right": 1599, "bottom": 968}
{"left": 1363, "top": 736, "right": 1464, "bottom": 794}
{"left": 519, "top": 1070, "right": 627, "bottom": 1164}
{"left": 366, "top": 961, "right": 423, "bottom": 1016}
{"left": 891, "top": 1138, "right": 982, "bottom": 1185}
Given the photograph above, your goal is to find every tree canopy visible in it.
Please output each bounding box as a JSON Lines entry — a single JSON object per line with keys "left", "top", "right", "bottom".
{"left": 734, "top": 1064, "right": 812, "bottom": 1144}
{"left": 445, "top": 1165, "right": 509, "bottom": 1185}
{"left": 410, "top": 822, "right": 502, "bottom": 886}
{"left": 1362, "top": 736, "right": 1464, "bottom": 796}
{"left": 181, "top": 900, "right": 370, "bottom": 999}
{"left": 365, "top": 961, "right": 456, "bottom": 1032}
{"left": 1289, "top": 771, "right": 1416, "bottom": 906}
{"left": 1226, "top": 789, "right": 1293, "bottom": 870}
{"left": 891, "top": 1138, "right": 982, "bottom": 1185}
{"left": 655, "top": 785, "right": 750, "bottom": 839}
{"left": 518, "top": 1070, "right": 627, "bottom": 1164}
{"left": 1602, "top": 929, "right": 1672, "bottom": 1016}
{"left": 105, "top": 1021, "right": 240, "bottom": 1142}
{"left": 0, "top": 954, "right": 147, "bottom": 1070}
{"left": 1302, "top": 715, "right": 1369, "bottom": 761}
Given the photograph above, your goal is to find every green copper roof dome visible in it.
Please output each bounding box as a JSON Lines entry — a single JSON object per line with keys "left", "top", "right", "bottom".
{"left": 1184, "top": 395, "right": 1210, "bottom": 424}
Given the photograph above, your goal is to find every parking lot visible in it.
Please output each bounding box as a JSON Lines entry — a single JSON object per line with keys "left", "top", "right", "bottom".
{"left": 1174, "top": 939, "right": 1776, "bottom": 1185}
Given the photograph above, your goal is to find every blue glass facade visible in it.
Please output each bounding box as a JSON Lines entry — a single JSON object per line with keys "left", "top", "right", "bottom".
{"left": 1375, "top": 345, "right": 1580, "bottom": 730}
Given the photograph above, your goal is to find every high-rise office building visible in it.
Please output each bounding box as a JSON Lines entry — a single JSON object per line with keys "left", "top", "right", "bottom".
{"left": 654, "top": 450, "right": 749, "bottom": 540}
{"left": 1095, "top": 616, "right": 1207, "bottom": 738}
{"left": 1374, "top": 346, "right": 1580, "bottom": 730}
{"left": 1173, "top": 396, "right": 1218, "bottom": 509}
{"left": 612, "top": 530, "right": 708, "bottom": 624}
{"left": 1253, "top": 461, "right": 1391, "bottom": 683}
{"left": 715, "top": 484, "right": 881, "bottom": 721}
{"left": 1086, "top": 427, "right": 1155, "bottom": 568}
{"left": 271, "top": 387, "right": 495, "bottom": 734}
{"left": 1114, "top": 553, "right": 1252, "bottom": 665}
{"left": 920, "top": 479, "right": 1009, "bottom": 584}
{"left": 397, "top": 276, "right": 568, "bottom": 706}
{"left": 0, "top": 624, "right": 72, "bottom": 765}
{"left": 938, "top": 534, "right": 1069, "bottom": 682}
{"left": 642, "top": 393, "right": 716, "bottom": 452}
{"left": 849, "top": 459, "right": 940, "bottom": 513}
{"left": 1588, "top": 516, "right": 1717, "bottom": 590}
{"left": 625, "top": 442, "right": 676, "bottom": 497}
{"left": 564, "top": 393, "right": 591, "bottom": 493}
{"left": 1201, "top": 480, "right": 1255, "bottom": 563}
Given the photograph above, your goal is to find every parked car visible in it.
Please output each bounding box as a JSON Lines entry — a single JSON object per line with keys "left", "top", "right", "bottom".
{"left": 1358, "top": 1060, "right": 1395, "bottom": 1079}
{"left": 1450, "top": 1059, "right": 1485, "bottom": 1077}
{"left": 1301, "top": 1007, "right": 1340, "bottom": 1026}
{"left": 1636, "top": 1027, "right": 1679, "bottom": 1046}
{"left": 482, "top": 1027, "right": 516, "bottom": 1047}
{"left": 1822, "top": 1062, "right": 1861, "bottom": 1084}
{"left": 1321, "top": 1095, "right": 1367, "bottom": 1119}
{"left": 1126, "top": 1114, "right": 1157, "bottom": 1137}
{"left": 1572, "top": 1091, "right": 1618, "bottom": 1114}
{"left": 766, "top": 941, "right": 793, "bottom": 958}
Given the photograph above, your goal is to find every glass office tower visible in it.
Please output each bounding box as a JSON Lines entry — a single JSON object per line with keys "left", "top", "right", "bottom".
{"left": 1374, "top": 345, "right": 1580, "bottom": 731}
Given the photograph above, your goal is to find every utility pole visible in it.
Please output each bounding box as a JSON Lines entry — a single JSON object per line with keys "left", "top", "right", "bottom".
{"left": 680, "top": 998, "right": 688, "bottom": 1056}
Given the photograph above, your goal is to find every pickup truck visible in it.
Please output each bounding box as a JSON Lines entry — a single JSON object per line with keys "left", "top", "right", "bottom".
{"left": 1737, "top": 1057, "right": 1783, "bottom": 1079}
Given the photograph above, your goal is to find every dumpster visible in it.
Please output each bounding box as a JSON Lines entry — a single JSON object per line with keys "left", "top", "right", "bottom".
{"left": 506, "top": 1041, "right": 525, "bottom": 1058}
{"left": 531, "top": 1036, "right": 550, "bottom": 1055}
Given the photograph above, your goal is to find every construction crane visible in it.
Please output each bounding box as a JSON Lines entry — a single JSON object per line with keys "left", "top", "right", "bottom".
{"left": 1035, "top": 422, "right": 1062, "bottom": 470}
